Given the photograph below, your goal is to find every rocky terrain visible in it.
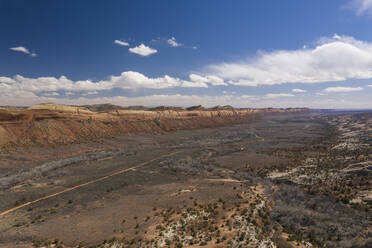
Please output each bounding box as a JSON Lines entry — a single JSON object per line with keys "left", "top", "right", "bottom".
{"left": 0, "top": 103, "right": 307, "bottom": 151}
{"left": 0, "top": 105, "right": 370, "bottom": 248}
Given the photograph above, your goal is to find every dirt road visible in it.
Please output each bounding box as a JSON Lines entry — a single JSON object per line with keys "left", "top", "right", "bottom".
{"left": 0, "top": 150, "right": 184, "bottom": 218}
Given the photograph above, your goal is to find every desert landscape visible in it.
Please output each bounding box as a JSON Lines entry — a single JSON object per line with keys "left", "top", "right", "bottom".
{"left": 0, "top": 104, "right": 370, "bottom": 248}
{"left": 2, "top": 1, "right": 372, "bottom": 247}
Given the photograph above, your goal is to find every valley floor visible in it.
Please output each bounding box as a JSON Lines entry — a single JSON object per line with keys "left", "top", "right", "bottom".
{"left": 0, "top": 113, "right": 370, "bottom": 248}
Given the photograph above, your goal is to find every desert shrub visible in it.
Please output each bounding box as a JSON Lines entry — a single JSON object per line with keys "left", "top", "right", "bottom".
{"left": 272, "top": 184, "right": 371, "bottom": 248}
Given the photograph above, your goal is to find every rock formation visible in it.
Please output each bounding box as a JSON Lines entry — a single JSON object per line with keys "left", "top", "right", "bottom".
{"left": 0, "top": 103, "right": 308, "bottom": 150}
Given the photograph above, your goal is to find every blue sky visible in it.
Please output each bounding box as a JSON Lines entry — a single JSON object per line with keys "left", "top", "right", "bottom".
{"left": 1, "top": 0, "right": 372, "bottom": 108}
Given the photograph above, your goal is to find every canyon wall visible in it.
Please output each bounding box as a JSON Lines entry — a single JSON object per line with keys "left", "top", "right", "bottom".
{"left": 0, "top": 103, "right": 308, "bottom": 150}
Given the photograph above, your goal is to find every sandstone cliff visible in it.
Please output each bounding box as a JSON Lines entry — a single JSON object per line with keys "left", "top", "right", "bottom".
{"left": 0, "top": 103, "right": 308, "bottom": 150}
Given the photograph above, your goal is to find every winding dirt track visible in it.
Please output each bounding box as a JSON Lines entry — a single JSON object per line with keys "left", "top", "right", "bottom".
{"left": 0, "top": 149, "right": 184, "bottom": 218}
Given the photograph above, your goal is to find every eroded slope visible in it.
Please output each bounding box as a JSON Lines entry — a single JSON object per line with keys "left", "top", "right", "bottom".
{"left": 0, "top": 103, "right": 307, "bottom": 150}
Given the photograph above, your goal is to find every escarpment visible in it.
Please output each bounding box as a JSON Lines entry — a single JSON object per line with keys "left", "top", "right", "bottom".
{"left": 0, "top": 103, "right": 308, "bottom": 150}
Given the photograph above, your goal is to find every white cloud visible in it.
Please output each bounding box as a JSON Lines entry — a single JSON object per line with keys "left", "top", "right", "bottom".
{"left": 82, "top": 91, "right": 99, "bottom": 96}
{"left": 0, "top": 76, "right": 15, "bottom": 84}
{"left": 0, "top": 71, "right": 208, "bottom": 96}
{"left": 10, "top": 46, "right": 37, "bottom": 56}
{"left": 109, "top": 71, "right": 183, "bottom": 89}
{"left": 114, "top": 40, "right": 130, "bottom": 46}
{"left": 1, "top": 91, "right": 372, "bottom": 109}
{"left": 76, "top": 94, "right": 238, "bottom": 108}
{"left": 292, "top": 89, "right": 307, "bottom": 93}
{"left": 109, "top": 71, "right": 207, "bottom": 89}
{"left": 239, "top": 95, "right": 257, "bottom": 99}
{"left": 2, "top": 94, "right": 254, "bottom": 108}
{"left": 4, "top": 75, "right": 110, "bottom": 92}
{"left": 10, "top": 46, "right": 30, "bottom": 54}
{"left": 167, "top": 37, "right": 182, "bottom": 47}
{"left": 129, "top": 44, "right": 157, "bottom": 56}
{"left": 368, "top": 84, "right": 372, "bottom": 87}
{"left": 208, "top": 35, "right": 372, "bottom": 86}
{"left": 0, "top": 90, "right": 42, "bottom": 106}
{"left": 348, "top": 0, "right": 372, "bottom": 15}
{"left": 324, "top": 86, "right": 363, "bottom": 92}
{"left": 0, "top": 93, "right": 234, "bottom": 108}
{"left": 265, "top": 93, "right": 294, "bottom": 99}
{"left": 43, "top": 92, "right": 60, "bottom": 97}
{"left": 181, "top": 81, "right": 208, "bottom": 88}
{"left": 189, "top": 74, "right": 227, "bottom": 86}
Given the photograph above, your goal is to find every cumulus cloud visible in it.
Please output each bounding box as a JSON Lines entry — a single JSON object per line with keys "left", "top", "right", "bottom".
{"left": 0, "top": 90, "right": 42, "bottom": 106}
{"left": 292, "top": 89, "right": 307, "bottom": 93}
{"left": 109, "top": 71, "right": 184, "bottom": 89}
{"left": 129, "top": 44, "right": 157, "bottom": 56}
{"left": 324, "top": 86, "right": 364, "bottom": 92}
{"left": 108, "top": 72, "right": 208, "bottom": 89}
{"left": 348, "top": 0, "right": 372, "bottom": 15}
{"left": 208, "top": 35, "right": 372, "bottom": 86}
{"left": 0, "top": 76, "right": 15, "bottom": 84}
{"left": 265, "top": 93, "right": 294, "bottom": 99}
{"left": 10, "top": 46, "right": 37, "bottom": 56}
{"left": 5, "top": 75, "right": 110, "bottom": 92}
{"left": 0, "top": 71, "right": 209, "bottom": 97}
{"left": 114, "top": 40, "right": 129, "bottom": 46}
{"left": 167, "top": 37, "right": 183, "bottom": 47}
{"left": 181, "top": 81, "right": 208, "bottom": 88}
{"left": 189, "top": 74, "right": 227, "bottom": 86}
